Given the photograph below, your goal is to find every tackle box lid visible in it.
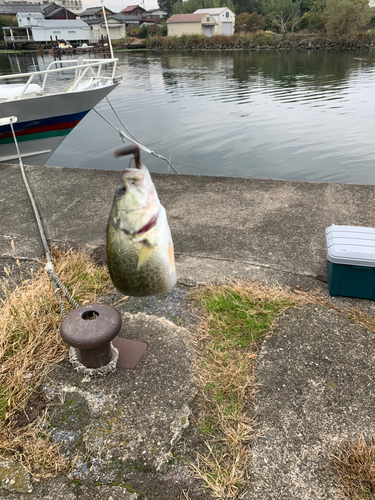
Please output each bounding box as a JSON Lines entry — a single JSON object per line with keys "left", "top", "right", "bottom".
{"left": 325, "top": 225, "right": 375, "bottom": 267}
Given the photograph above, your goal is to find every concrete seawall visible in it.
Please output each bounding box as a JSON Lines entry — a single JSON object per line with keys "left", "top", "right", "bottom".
{"left": 2, "top": 162, "right": 375, "bottom": 291}
{"left": 2, "top": 163, "right": 375, "bottom": 500}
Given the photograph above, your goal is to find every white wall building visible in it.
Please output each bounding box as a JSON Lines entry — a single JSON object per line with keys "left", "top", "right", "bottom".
{"left": 86, "top": 16, "right": 126, "bottom": 42}
{"left": 193, "top": 7, "right": 235, "bottom": 35}
{"left": 16, "top": 13, "right": 89, "bottom": 41}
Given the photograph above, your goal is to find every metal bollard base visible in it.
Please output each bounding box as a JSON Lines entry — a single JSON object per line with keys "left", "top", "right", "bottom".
{"left": 112, "top": 337, "right": 147, "bottom": 370}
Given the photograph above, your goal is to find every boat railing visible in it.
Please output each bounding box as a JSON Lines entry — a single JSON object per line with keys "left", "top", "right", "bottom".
{"left": 0, "top": 57, "right": 118, "bottom": 99}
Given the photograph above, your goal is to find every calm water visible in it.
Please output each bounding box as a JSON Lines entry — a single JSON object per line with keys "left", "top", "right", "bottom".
{"left": 2, "top": 50, "right": 375, "bottom": 183}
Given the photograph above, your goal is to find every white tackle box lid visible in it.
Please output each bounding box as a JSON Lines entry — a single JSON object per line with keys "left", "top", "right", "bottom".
{"left": 325, "top": 225, "right": 375, "bottom": 267}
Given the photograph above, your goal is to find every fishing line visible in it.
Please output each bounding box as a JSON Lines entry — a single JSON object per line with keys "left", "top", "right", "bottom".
{"left": 93, "top": 107, "right": 179, "bottom": 174}
{"left": 9, "top": 117, "right": 78, "bottom": 317}
{"left": 99, "top": 101, "right": 268, "bottom": 180}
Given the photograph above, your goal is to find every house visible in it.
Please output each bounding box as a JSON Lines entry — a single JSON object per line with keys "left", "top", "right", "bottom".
{"left": 193, "top": 8, "right": 235, "bottom": 35}
{"left": 85, "top": 15, "right": 128, "bottom": 42}
{"left": 31, "top": 18, "right": 89, "bottom": 40}
{"left": 110, "top": 13, "right": 140, "bottom": 28}
{"left": 120, "top": 4, "right": 146, "bottom": 18}
{"left": 166, "top": 13, "right": 217, "bottom": 37}
{"left": 42, "top": 2, "right": 76, "bottom": 20}
{"left": 4, "top": 12, "right": 89, "bottom": 43}
{"left": 79, "top": 6, "right": 114, "bottom": 20}
{"left": 0, "top": 2, "right": 77, "bottom": 19}
{"left": 145, "top": 8, "right": 167, "bottom": 23}
{"left": 0, "top": 0, "right": 82, "bottom": 15}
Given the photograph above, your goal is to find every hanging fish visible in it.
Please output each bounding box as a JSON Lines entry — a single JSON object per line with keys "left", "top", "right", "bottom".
{"left": 106, "top": 145, "right": 177, "bottom": 297}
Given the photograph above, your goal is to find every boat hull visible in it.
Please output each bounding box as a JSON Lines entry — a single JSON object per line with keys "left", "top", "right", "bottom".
{"left": 0, "top": 82, "right": 119, "bottom": 164}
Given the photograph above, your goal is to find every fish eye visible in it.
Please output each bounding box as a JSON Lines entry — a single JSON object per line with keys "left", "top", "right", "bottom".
{"left": 117, "top": 186, "right": 126, "bottom": 196}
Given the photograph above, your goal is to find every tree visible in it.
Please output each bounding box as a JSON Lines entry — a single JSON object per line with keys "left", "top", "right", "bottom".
{"left": 262, "top": 0, "right": 301, "bottom": 32}
{"left": 233, "top": 0, "right": 262, "bottom": 14}
{"left": 235, "top": 12, "right": 265, "bottom": 31}
{"left": 0, "top": 15, "right": 17, "bottom": 41}
{"left": 158, "top": 0, "right": 178, "bottom": 15}
{"left": 324, "top": 0, "right": 371, "bottom": 40}
{"left": 299, "top": 0, "right": 326, "bottom": 30}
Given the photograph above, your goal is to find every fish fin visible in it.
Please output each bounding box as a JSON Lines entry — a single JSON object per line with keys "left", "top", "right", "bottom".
{"left": 137, "top": 242, "right": 154, "bottom": 270}
{"left": 168, "top": 242, "right": 176, "bottom": 274}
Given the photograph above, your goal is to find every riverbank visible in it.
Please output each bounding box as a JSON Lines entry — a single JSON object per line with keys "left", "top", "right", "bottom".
{"left": 1, "top": 164, "right": 375, "bottom": 499}
{"left": 146, "top": 31, "right": 375, "bottom": 51}
{"left": 1, "top": 31, "right": 375, "bottom": 54}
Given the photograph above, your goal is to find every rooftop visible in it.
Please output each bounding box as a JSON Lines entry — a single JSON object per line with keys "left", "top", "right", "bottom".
{"left": 121, "top": 4, "right": 145, "bottom": 12}
{"left": 0, "top": 3, "right": 42, "bottom": 14}
{"left": 194, "top": 7, "right": 232, "bottom": 14}
{"left": 80, "top": 6, "right": 114, "bottom": 16}
{"left": 167, "top": 13, "right": 212, "bottom": 23}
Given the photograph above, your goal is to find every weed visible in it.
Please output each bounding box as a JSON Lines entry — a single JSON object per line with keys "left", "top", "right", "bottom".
{"left": 112, "top": 482, "right": 137, "bottom": 493}
{"left": 332, "top": 435, "right": 375, "bottom": 500}
{"left": 191, "top": 280, "right": 375, "bottom": 497}
{"left": 190, "top": 281, "right": 295, "bottom": 497}
{"left": 0, "top": 385, "right": 11, "bottom": 421}
{"left": 0, "top": 246, "right": 111, "bottom": 476}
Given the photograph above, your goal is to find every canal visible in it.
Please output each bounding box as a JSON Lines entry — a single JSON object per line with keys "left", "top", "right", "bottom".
{"left": 1, "top": 49, "right": 375, "bottom": 183}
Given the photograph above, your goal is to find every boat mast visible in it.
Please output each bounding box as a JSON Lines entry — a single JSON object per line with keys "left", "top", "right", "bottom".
{"left": 100, "top": 0, "right": 114, "bottom": 59}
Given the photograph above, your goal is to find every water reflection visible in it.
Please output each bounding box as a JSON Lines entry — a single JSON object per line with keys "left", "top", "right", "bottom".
{"left": 1, "top": 50, "right": 375, "bottom": 183}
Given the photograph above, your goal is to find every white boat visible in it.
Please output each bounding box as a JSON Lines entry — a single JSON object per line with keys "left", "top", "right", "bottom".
{"left": 0, "top": 57, "right": 121, "bottom": 165}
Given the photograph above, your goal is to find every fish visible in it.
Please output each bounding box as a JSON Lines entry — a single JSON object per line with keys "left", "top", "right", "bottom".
{"left": 106, "top": 145, "right": 177, "bottom": 297}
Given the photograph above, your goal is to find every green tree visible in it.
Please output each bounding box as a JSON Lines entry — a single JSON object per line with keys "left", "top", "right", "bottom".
{"left": 0, "top": 15, "right": 17, "bottom": 41}
{"left": 299, "top": 0, "right": 326, "bottom": 30}
{"left": 139, "top": 23, "right": 149, "bottom": 38}
{"left": 324, "top": 0, "right": 371, "bottom": 39}
{"left": 262, "top": 0, "right": 301, "bottom": 32}
{"left": 158, "top": 0, "right": 178, "bottom": 15}
{"left": 233, "top": 0, "right": 262, "bottom": 14}
{"left": 172, "top": 0, "right": 235, "bottom": 14}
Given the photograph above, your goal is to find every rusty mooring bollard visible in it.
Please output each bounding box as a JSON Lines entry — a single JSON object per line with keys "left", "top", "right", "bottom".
{"left": 60, "top": 304, "right": 121, "bottom": 369}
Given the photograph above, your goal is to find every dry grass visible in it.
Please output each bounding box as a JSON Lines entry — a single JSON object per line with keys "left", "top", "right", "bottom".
{"left": 0, "top": 246, "right": 111, "bottom": 476}
{"left": 189, "top": 281, "right": 309, "bottom": 498}
{"left": 189, "top": 280, "right": 375, "bottom": 499}
{"left": 332, "top": 435, "right": 375, "bottom": 500}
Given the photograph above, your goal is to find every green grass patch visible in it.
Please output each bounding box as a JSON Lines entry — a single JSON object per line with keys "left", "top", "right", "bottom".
{"left": 190, "top": 281, "right": 297, "bottom": 498}
{"left": 196, "top": 287, "right": 292, "bottom": 350}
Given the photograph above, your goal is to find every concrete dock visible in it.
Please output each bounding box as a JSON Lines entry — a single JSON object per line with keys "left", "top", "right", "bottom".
{"left": 1, "top": 163, "right": 375, "bottom": 499}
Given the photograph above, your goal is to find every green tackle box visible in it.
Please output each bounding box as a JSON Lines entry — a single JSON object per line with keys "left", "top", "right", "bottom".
{"left": 325, "top": 225, "right": 375, "bottom": 300}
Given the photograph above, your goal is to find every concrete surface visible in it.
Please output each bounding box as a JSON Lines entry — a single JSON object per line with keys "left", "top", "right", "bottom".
{"left": 2, "top": 163, "right": 375, "bottom": 499}
{"left": 245, "top": 304, "right": 375, "bottom": 499}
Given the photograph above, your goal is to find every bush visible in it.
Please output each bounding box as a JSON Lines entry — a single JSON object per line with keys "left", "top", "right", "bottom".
{"left": 126, "top": 27, "right": 141, "bottom": 38}
{"left": 235, "top": 12, "right": 265, "bottom": 32}
{"left": 139, "top": 23, "right": 149, "bottom": 38}
{"left": 212, "top": 34, "right": 236, "bottom": 46}
{"left": 146, "top": 36, "right": 164, "bottom": 48}
{"left": 325, "top": 0, "right": 371, "bottom": 40}
{"left": 0, "top": 15, "right": 17, "bottom": 40}
{"left": 252, "top": 31, "right": 275, "bottom": 44}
